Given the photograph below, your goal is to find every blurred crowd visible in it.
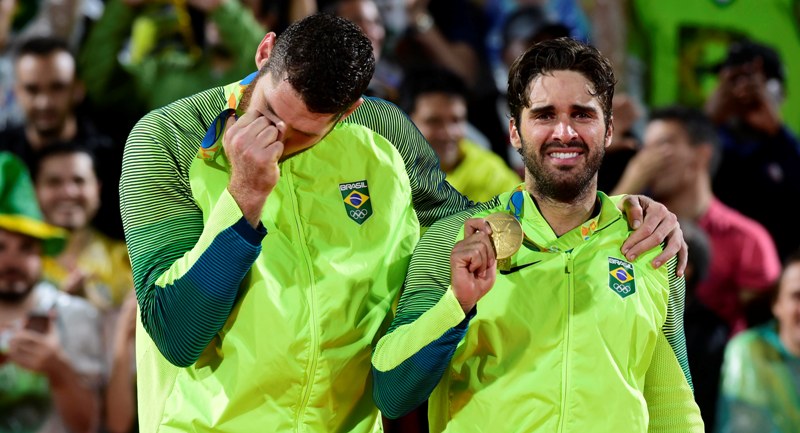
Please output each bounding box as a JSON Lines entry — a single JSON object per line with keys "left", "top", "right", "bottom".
{"left": 0, "top": 1, "right": 798, "bottom": 432}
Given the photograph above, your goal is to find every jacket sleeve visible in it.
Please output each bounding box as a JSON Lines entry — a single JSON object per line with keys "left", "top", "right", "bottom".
{"left": 371, "top": 210, "right": 479, "bottom": 419}
{"left": 120, "top": 108, "right": 265, "bottom": 367}
{"left": 644, "top": 256, "right": 705, "bottom": 432}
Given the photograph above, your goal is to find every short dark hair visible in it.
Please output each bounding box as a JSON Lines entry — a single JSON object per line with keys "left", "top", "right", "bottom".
{"left": 507, "top": 37, "right": 615, "bottom": 127}
{"left": 14, "top": 36, "right": 73, "bottom": 62}
{"left": 265, "top": 13, "right": 375, "bottom": 115}
{"left": 398, "top": 66, "right": 469, "bottom": 114}
{"left": 648, "top": 105, "right": 722, "bottom": 176}
{"left": 32, "top": 142, "right": 98, "bottom": 181}
{"left": 746, "top": 248, "right": 800, "bottom": 327}
{"left": 715, "top": 39, "right": 784, "bottom": 84}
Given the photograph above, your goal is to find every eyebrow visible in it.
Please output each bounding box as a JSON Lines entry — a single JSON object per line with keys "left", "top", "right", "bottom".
{"left": 264, "top": 100, "right": 318, "bottom": 138}
{"left": 528, "top": 104, "right": 599, "bottom": 116}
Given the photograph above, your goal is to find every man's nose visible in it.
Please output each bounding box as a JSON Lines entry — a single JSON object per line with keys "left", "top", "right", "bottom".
{"left": 33, "top": 93, "right": 51, "bottom": 109}
{"left": 552, "top": 119, "right": 578, "bottom": 142}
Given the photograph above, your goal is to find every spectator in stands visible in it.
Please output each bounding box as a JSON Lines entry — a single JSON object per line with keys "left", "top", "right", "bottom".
{"left": 33, "top": 143, "right": 132, "bottom": 312}
{"left": 0, "top": 151, "right": 104, "bottom": 433}
{"left": 32, "top": 142, "right": 137, "bottom": 433}
{"left": 0, "top": 36, "right": 111, "bottom": 166}
{"left": 0, "top": 35, "right": 123, "bottom": 239}
{"left": 707, "top": 40, "right": 800, "bottom": 262}
{"left": 393, "top": 0, "right": 507, "bottom": 166}
{"left": 614, "top": 105, "right": 781, "bottom": 337}
{"left": 78, "top": 0, "right": 267, "bottom": 146}
{"left": 716, "top": 249, "right": 800, "bottom": 432}
{"left": 326, "top": 0, "right": 403, "bottom": 102}
{"left": 400, "top": 65, "right": 521, "bottom": 202}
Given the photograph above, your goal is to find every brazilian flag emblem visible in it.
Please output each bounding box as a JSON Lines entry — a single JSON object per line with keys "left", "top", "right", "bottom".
{"left": 608, "top": 257, "right": 636, "bottom": 299}
{"left": 340, "top": 180, "right": 373, "bottom": 225}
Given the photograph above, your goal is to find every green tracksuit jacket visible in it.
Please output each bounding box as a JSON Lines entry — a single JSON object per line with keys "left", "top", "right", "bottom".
{"left": 371, "top": 187, "right": 705, "bottom": 432}
{"left": 120, "top": 74, "right": 474, "bottom": 432}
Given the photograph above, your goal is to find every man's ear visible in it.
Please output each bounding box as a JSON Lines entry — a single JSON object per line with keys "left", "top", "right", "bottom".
{"left": 72, "top": 79, "right": 86, "bottom": 106}
{"left": 341, "top": 98, "right": 364, "bottom": 120}
{"left": 509, "top": 117, "right": 522, "bottom": 152}
{"left": 255, "top": 32, "right": 277, "bottom": 70}
{"left": 605, "top": 116, "right": 615, "bottom": 149}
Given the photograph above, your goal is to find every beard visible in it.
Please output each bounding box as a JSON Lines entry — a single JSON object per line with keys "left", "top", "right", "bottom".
{"left": 519, "top": 137, "right": 605, "bottom": 203}
{"left": 238, "top": 79, "right": 257, "bottom": 113}
{"left": 238, "top": 68, "right": 267, "bottom": 112}
{"left": 0, "top": 270, "right": 36, "bottom": 304}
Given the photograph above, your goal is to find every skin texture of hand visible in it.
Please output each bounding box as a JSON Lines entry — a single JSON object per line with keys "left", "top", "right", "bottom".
{"left": 225, "top": 110, "right": 284, "bottom": 227}
{"left": 450, "top": 219, "right": 497, "bottom": 314}
{"left": 619, "top": 195, "right": 687, "bottom": 277}
{"left": 610, "top": 145, "right": 677, "bottom": 196}
{"left": 114, "top": 292, "right": 138, "bottom": 352}
{"left": 61, "top": 267, "right": 89, "bottom": 297}
{"left": 403, "top": 0, "right": 479, "bottom": 86}
{"left": 9, "top": 317, "right": 100, "bottom": 433}
{"left": 7, "top": 320, "right": 61, "bottom": 375}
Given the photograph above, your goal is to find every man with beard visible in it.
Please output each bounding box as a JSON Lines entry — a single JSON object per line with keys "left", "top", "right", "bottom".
{"left": 0, "top": 151, "right": 104, "bottom": 433}
{"left": 121, "top": 14, "right": 687, "bottom": 433}
{"left": 33, "top": 143, "right": 134, "bottom": 313}
{"left": 0, "top": 36, "right": 123, "bottom": 239}
{"left": 371, "top": 37, "right": 704, "bottom": 432}
{"left": 32, "top": 143, "right": 138, "bottom": 433}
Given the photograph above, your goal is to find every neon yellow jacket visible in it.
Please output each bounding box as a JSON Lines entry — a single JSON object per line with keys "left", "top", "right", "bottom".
{"left": 372, "top": 187, "right": 704, "bottom": 432}
{"left": 122, "top": 76, "right": 472, "bottom": 432}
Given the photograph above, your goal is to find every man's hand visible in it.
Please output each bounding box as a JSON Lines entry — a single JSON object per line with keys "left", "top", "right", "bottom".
{"left": 450, "top": 219, "right": 497, "bottom": 314}
{"left": 61, "top": 268, "right": 88, "bottom": 296}
{"left": 7, "top": 316, "right": 63, "bottom": 377}
{"left": 619, "top": 195, "right": 687, "bottom": 276}
{"left": 611, "top": 144, "right": 677, "bottom": 196}
{"left": 114, "top": 292, "right": 139, "bottom": 351}
{"left": 706, "top": 59, "right": 782, "bottom": 135}
{"left": 225, "top": 110, "right": 284, "bottom": 227}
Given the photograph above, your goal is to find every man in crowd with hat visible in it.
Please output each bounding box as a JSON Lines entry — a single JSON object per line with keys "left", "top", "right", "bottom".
{"left": 0, "top": 151, "right": 105, "bottom": 433}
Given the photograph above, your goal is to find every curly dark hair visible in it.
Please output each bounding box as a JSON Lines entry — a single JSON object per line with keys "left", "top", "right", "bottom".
{"left": 265, "top": 13, "right": 375, "bottom": 115}
{"left": 507, "top": 37, "right": 616, "bottom": 127}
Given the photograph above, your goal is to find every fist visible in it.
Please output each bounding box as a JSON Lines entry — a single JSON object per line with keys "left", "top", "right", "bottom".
{"left": 450, "top": 218, "right": 497, "bottom": 313}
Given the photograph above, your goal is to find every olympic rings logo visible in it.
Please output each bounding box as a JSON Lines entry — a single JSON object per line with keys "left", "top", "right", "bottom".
{"left": 612, "top": 282, "right": 631, "bottom": 294}
{"left": 350, "top": 209, "right": 368, "bottom": 219}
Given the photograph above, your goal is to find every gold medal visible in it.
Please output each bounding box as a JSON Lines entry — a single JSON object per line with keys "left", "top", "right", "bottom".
{"left": 484, "top": 212, "right": 523, "bottom": 261}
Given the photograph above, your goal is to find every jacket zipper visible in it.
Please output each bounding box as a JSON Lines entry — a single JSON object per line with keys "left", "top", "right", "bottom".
{"left": 286, "top": 167, "right": 320, "bottom": 431}
{"left": 558, "top": 252, "right": 574, "bottom": 433}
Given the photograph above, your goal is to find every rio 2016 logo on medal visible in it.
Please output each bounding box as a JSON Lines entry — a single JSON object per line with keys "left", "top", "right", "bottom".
{"left": 608, "top": 257, "right": 636, "bottom": 299}
{"left": 340, "top": 180, "right": 373, "bottom": 225}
